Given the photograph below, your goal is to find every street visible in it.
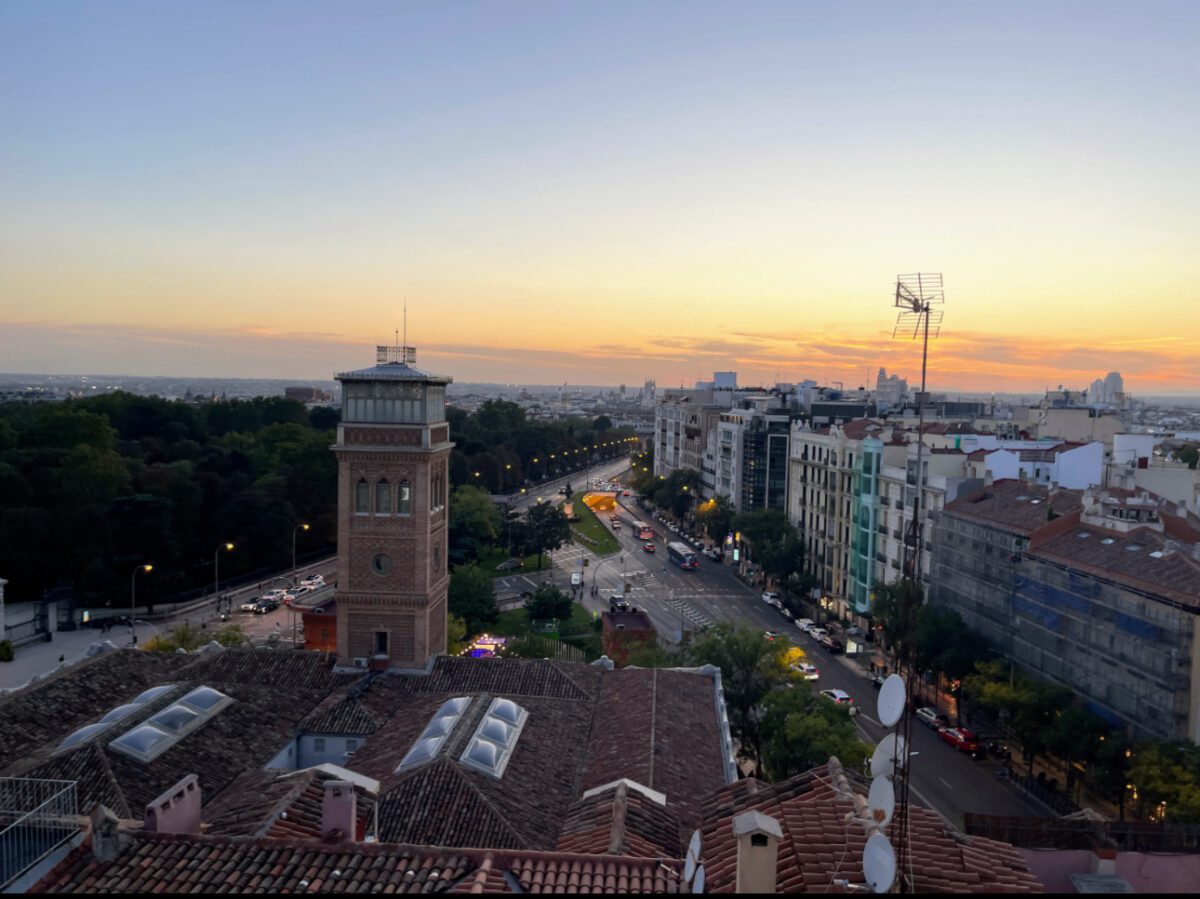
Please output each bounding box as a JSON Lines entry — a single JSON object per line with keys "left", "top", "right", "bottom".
{"left": 518, "top": 474, "right": 1054, "bottom": 830}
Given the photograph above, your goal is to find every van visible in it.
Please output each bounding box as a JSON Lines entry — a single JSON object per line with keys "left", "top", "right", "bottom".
{"left": 570, "top": 572, "right": 582, "bottom": 586}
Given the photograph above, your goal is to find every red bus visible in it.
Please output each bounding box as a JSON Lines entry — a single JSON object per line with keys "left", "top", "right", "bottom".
{"left": 631, "top": 520, "right": 654, "bottom": 540}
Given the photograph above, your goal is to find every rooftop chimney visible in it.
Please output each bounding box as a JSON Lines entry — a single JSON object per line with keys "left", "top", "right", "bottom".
{"left": 321, "top": 779, "right": 357, "bottom": 842}
{"left": 89, "top": 804, "right": 125, "bottom": 863}
{"left": 732, "top": 809, "right": 783, "bottom": 894}
{"left": 143, "top": 774, "right": 201, "bottom": 835}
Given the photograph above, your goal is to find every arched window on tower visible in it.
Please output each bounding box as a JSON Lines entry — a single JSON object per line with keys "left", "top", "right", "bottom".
{"left": 431, "top": 473, "right": 441, "bottom": 512}
{"left": 376, "top": 478, "right": 392, "bottom": 515}
{"left": 355, "top": 478, "right": 369, "bottom": 515}
{"left": 398, "top": 480, "right": 412, "bottom": 515}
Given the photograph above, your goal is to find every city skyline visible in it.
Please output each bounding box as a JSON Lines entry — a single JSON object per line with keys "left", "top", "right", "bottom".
{"left": 3, "top": 1, "right": 1198, "bottom": 392}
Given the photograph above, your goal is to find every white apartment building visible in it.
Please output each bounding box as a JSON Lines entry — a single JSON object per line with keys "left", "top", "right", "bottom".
{"left": 964, "top": 441, "right": 1104, "bottom": 490}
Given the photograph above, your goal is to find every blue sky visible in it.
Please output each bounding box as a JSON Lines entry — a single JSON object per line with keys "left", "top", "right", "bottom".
{"left": 2, "top": 1, "right": 1198, "bottom": 389}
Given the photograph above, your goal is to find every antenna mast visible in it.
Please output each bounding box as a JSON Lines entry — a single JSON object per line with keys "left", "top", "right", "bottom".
{"left": 888, "top": 272, "right": 945, "bottom": 892}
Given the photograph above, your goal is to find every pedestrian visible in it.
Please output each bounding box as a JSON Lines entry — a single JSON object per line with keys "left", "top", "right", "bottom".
{"left": 58, "top": 654, "right": 65, "bottom": 664}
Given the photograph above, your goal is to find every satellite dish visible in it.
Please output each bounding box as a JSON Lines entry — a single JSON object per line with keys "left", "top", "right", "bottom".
{"left": 870, "top": 733, "right": 908, "bottom": 777}
{"left": 876, "top": 674, "right": 906, "bottom": 727}
{"left": 683, "top": 829, "right": 701, "bottom": 885}
{"left": 692, "top": 864, "right": 705, "bottom": 894}
{"left": 867, "top": 775, "right": 895, "bottom": 827}
{"left": 863, "top": 832, "right": 897, "bottom": 893}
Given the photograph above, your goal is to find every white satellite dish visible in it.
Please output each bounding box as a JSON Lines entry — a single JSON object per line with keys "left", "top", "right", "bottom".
{"left": 867, "top": 775, "right": 896, "bottom": 827}
{"left": 863, "top": 832, "right": 897, "bottom": 893}
{"left": 692, "top": 864, "right": 705, "bottom": 894}
{"left": 869, "top": 733, "right": 908, "bottom": 777}
{"left": 684, "top": 828, "right": 701, "bottom": 883}
{"left": 876, "top": 674, "right": 907, "bottom": 727}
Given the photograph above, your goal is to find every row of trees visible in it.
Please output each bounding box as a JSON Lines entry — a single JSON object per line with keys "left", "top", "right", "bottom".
{"left": 447, "top": 400, "right": 637, "bottom": 493}
{"left": 0, "top": 393, "right": 339, "bottom": 609}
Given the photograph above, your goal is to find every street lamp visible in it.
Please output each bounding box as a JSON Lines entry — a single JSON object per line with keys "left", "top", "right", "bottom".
{"left": 292, "top": 523, "right": 310, "bottom": 585}
{"left": 130, "top": 563, "right": 152, "bottom": 645}
{"left": 214, "top": 542, "right": 234, "bottom": 608}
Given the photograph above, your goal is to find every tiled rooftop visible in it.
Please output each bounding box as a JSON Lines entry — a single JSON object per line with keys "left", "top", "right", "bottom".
{"left": 698, "top": 760, "right": 1042, "bottom": 893}
{"left": 942, "top": 479, "right": 1082, "bottom": 536}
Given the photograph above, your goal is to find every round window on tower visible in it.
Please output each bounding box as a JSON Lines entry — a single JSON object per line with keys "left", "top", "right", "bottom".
{"left": 371, "top": 553, "right": 393, "bottom": 576}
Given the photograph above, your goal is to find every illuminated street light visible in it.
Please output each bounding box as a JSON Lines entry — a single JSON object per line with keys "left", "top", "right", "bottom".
{"left": 292, "top": 523, "right": 310, "bottom": 586}
{"left": 130, "top": 563, "right": 153, "bottom": 645}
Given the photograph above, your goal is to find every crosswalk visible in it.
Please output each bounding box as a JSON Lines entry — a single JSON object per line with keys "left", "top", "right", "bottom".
{"left": 662, "top": 597, "right": 715, "bottom": 630}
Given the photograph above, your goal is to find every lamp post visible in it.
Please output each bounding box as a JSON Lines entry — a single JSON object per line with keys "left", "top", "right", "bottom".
{"left": 214, "top": 542, "right": 234, "bottom": 609}
{"left": 292, "top": 524, "right": 310, "bottom": 586}
{"left": 130, "top": 564, "right": 152, "bottom": 645}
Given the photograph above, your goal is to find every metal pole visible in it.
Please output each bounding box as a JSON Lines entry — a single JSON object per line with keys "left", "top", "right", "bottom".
{"left": 292, "top": 528, "right": 298, "bottom": 586}
{"left": 130, "top": 567, "right": 137, "bottom": 645}
{"left": 214, "top": 546, "right": 220, "bottom": 598}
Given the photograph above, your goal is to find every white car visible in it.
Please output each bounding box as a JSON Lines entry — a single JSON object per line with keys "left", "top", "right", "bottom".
{"left": 290, "top": 584, "right": 313, "bottom": 595}
{"left": 794, "top": 662, "right": 819, "bottom": 681}
{"left": 820, "top": 688, "right": 853, "bottom": 705}
{"left": 300, "top": 575, "right": 325, "bottom": 588}
{"left": 240, "top": 599, "right": 261, "bottom": 612}
{"left": 761, "top": 591, "right": 780, "bottom": 605}
{"left": 796, "top": 618, "right": 815, "bottom": 632}
{"left": 809, "top": 627, "right": 828, "bottom": 641}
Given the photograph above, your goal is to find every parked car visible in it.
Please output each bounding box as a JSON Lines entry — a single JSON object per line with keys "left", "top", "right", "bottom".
{"left": 808, "top": 627, "right": 828, "bottom": 641}
{"left": 793, "top": 662, "right": 819, "bottom": 681}
{"left": 846, "top": 625, "right": 864, "bottom": 638}
{"left": 762, "top": 591, "right": 781, "bottom": 604}
{"left": 763, "top": 630, "right": 781, "bottom": 641}
{"left": 611, "top": 519, "right": 621, "bottom": 529}
{"left": 820, "top": 689, "right": 854, "bottom": 705}
{"left": 939, "top": 727, "right": 982, "bottom": 756}
{"left": 796, "top": 618, "right": 815, "bottom": 632}
{"left": 495, "top": 558, "right": 523, "bottom": 571}
{"left": 915, "top": 707, "right": 950, "bottom": 730}
{"left": 778, "top": 606, "right": 795, "bottom": 620}
{"left": 623, "top": 490, "right": 631, "bottom": 496}
{"left": 869, "top": 673, "right": 887, "bottom": 689}
{"left": 643, "top": 542, "right": 656, "bottom": 553}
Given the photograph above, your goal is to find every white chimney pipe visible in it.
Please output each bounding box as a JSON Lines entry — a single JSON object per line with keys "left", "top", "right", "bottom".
{"left": 732, "top": 810, "right": 783, "bottom": 894}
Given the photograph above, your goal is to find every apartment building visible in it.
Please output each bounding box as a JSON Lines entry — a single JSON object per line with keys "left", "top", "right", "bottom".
{"left": 929, "top": 481, "right": 1200, "bottom": 743}
{"left": 715, "top": 406, "right": 790, "bottom": 512}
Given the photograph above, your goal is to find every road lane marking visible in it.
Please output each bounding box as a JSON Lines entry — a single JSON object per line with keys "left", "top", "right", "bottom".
{"left": 939, "top": 777, "right": 953, "bottom": 790}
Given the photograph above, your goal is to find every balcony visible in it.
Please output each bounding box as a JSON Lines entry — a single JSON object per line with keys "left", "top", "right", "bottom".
{"left": 0, "top": 778, "right": 80, "bottom": 891}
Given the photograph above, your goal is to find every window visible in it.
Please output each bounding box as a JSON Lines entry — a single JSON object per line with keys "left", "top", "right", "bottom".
{"left": 314, "top": 737, "right": 326, "bottom": 752}
{"left": 355, "top": 478, "right": 369, "bottom": 514}
{"left": 398, "top": 480, "right": 412, "bottom": 514}
{"left": 375, "top": 631, "right": 389, "bottom": 655}
{"left": 346, "top": 739, "right": 358, "bottom": 752}
{"left": 376, "top": 479, "right": 392, "bottom": 514}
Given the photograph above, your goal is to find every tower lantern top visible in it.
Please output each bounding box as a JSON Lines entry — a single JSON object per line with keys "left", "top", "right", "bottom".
{"left": 377, "top": 344, "right": 417, "bottom": 365}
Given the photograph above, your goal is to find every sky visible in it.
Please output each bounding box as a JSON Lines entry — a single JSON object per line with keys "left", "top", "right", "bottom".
{"left": 2, "top": 1, "right": 1198, "bottom": 393}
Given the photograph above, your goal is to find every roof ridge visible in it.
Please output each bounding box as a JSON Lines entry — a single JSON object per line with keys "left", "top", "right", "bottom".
{"left": 646, "top": 670, "right": 657, "bottom": 791}
{"left": 91, "top": 743, "right": 134, "bottom": 820}
{"left": 430, "top": 756, "right": 532, "bottom": 848}
{"left": 255, "top": 769, "right": 318, "bottom": 837}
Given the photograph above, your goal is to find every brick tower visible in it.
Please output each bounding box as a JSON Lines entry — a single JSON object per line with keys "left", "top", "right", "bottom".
{"left": 332, "top": 343, "right": 452, "bottom": 670}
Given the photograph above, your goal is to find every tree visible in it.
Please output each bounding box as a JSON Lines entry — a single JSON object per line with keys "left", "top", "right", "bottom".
{"left": 760, "top": 685, "right": 872, "bottom": 781}
{"left": 525, "top": 502, "right": 570, "bottom": 570}
{"left": 525, "top": 583, "right": 573, "bottom": 622}
{"left": 593, "top": 415, "right": 613, "bottom": 433}
{"left": 1175, "top": 443, "right": 1198, "bottom": 470}
{"left": 142, "top": 621, "right": 247, "bottom": 652}
{"left": 1046, "top": 706, "right": 1108, "bottom": 802}
{"left": 446, "top": 614, "right": 469, "bottom": 655}
{"left": 730, "top": 509, "right": 790, "bottom": 554}
{"left": 758, "top": 532, "right": 804, "bottom": 599}
{"left": 448, "top": 564, "right": 498, "bottom": 634}
{"left": 687, "top": 622, "right": 792, "bottom": 773}
{"left": 695, "top": 495, "right": 736, "bottom": 543}
{"left": 448, "top": 485, "right": 503, "bottom": 562}
{"left": 1127, "top": 742, "right": 1200, "bottom": 822}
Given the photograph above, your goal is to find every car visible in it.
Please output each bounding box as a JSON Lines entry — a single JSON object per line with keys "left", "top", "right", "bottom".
{"left": 808, "top": 627, "right": 828, "bottom": 641}
{"left": 846, "top": 625, "right": 864, "bottom": 638}
{"left": 820, "top": 689, "right": 854, "bottom": 705}
{"left": 495, "top": 558, "right": 523, "bottom": 571}
{"left": 793, "top": 662, "right": 819, "bottom": 681}
{"left": 290, "top": 583, "right": 313, "bottom": 595}
{"left": 240, "top": 599, "right": 261, "bottom": 612}
{"left": 939, "top": 727, "right": 982, "bottom": 756}
{"left": 778, "top": 606, "right": 795, "bottom": 620}
{"left": 262, "top": 588, "right": 287, "bottom": 600}
{"left": 300, "top": 575, "right": 325, "bottom": 588}
{"left": 706, "top": 548, "right": 723, "bottom": 561}
{"left": 763, "top": 630, "right": 781, "bottom": 641}
{"left": 668, "top": 523, "right": 679, "bottom": 533}
{"left": 609, "top": 596, "right": 629, "bottom": 612}
{"left": 915, "top": 707, "right": 950, "bottom": 730}
{"left": 821, "top": 637, "right": 845, "bottom": 655}
{"left": 623, "top": 490, "right": 631, "bottom": 496}
{"left": 869, "top": 673, "right": 887, "bottom": 689}
{"left": 643, "top": 542, "right": 656, "bottom": 553}
{"left": 611, "top": 519, "right": 621, "bottom": 529}
{"left": 796, "top": 618, "right": 814, "bottom": 632}
{"left": 762, "top": 591, "right": 780, "bottom": 604}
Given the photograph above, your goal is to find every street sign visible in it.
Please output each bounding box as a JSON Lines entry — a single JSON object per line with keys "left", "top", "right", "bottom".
{"left": 733, "top": 549, "right": 740, "bottom": 561}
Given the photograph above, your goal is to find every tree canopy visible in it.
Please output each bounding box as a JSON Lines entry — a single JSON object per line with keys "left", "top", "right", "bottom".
{"left": 448, "top": 563, "right": 498, "bottom": 634}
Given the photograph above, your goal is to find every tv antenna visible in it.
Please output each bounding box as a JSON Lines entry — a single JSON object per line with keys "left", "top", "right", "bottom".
{"left": 886, "top": 273, "right": 945, "bottom": 892}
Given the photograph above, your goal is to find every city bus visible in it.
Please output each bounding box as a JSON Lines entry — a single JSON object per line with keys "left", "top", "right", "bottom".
{"left": 631, "top": 520, "right": 655, "bottom": 540}
{"left": 667, "top": 541, "right": 699, "bottom": 570}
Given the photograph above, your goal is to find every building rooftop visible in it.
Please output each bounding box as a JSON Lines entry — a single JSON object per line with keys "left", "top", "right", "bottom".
{"left": 335, "top": 361, "right": 452, "bottom": 384}
{"left": 941, "top": 479, "right": 1083, "bottom": 536}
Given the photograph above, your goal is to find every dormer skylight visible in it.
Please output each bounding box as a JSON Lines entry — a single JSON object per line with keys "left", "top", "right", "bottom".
{"left": 107, "top": 684, "right": 233, "bottom": 763}
{"left": 459, "top": 697, "right": 529, "bottom": 780}
{"left": 1124, "top": 544, "right": 1143, "bottom": 552}
{"left": 55, "top": 685, "right": 180, "bottom": 754}
{"left": 395, "top": 696, "right": 471, "bottom": 774}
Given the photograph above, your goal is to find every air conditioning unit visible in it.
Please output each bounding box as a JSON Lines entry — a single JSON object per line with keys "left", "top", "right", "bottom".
{"left": 353, "top": 657, "right": 368, "bottom": 669}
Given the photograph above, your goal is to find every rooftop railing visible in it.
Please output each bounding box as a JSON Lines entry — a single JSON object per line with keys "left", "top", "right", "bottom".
{"left": 0, "top": 777, "right": 79, "bottom": 890}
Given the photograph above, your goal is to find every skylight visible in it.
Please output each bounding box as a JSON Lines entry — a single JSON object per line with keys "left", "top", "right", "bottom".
{"left": 107, "top": 684, "right": 233, "bottom": 763}
{"left": 1125, "top": 544, "right": 1143, "bottom": 552}
{"left": 458, "top": 697, "right": 529, "bottom": 780}
{"left": 55, "top": 685, "right": 181, "bottom": 754}
{"left": 394, "top": 696, "right": 471, "bottom": 774}
{"left": 1077, "top": 531, "right": 1091, "bottom": 539}
{"left": 1101, "top": 538, "right": 1115, "bottom": 545}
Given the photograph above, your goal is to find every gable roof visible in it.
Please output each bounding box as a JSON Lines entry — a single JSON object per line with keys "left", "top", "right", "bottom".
{"left": 557, "top": 781, "right": 684, "bottom": 858}
{"left": 942, "top": 479, "right": 1082, "bottom": 536}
